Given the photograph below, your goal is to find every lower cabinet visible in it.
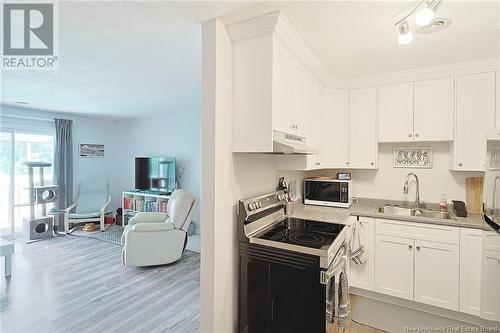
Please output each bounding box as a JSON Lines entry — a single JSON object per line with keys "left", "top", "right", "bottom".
{"left": 460, "top": 228, "right": 483, "bottom": 316}
{"left": 481, "top": 249, "right": 500, "bottom": 322}
{"left": 373, "top": 219, "right": 460, "bottom": 310}
{"left": 414, "top": 240, "right": 459, "bottom": 311}
{"left": 349, "top": 216, "right": 375, "bottom": 290}
{"left": 239, "top": 242, "right": 324, "bottom": 333}
{"left": 374, "top": 234, "right": 414, "bottom": 300}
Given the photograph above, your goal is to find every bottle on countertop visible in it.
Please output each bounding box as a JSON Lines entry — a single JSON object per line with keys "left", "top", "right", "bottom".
{"left": 439, "top": 195, "right": 448, "bottom": 212}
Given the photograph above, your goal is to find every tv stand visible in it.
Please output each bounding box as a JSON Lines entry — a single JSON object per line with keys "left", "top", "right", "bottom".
{"left": 122, "top": 190, "right": 171, "bottom": 226}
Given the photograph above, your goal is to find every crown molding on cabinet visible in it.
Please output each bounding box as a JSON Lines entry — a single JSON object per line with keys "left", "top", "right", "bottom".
{"left": 337, "top": 56, "right": 500, "bottom": 89}
{"left": 226, "top": 12, "right": 499, "bottom": 90}
{"left": 226, "top": 11, "right": 332, "bottom": 87}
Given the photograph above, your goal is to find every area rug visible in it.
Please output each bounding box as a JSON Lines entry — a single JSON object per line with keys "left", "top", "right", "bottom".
{"left": 71, "top": 224, "right": 124, "bottom": 246}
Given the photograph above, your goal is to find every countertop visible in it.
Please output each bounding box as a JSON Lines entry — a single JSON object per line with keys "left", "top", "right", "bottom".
{"left": 289, "top": 198, "right": 491, "bottom": 231}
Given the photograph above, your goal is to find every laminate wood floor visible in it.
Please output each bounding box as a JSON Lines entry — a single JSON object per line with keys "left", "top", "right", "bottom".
{"left": 0, "top": 236, "right": 200, "bottom": 333}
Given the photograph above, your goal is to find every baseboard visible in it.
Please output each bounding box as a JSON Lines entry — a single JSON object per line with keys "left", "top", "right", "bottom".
{"left": 350, "top": 289, "right": 499, "bottom": 332}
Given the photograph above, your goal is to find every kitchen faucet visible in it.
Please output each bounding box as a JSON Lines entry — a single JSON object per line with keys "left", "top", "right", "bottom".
{"left": 403, "top": 172, "right": 421, "bottom": 208}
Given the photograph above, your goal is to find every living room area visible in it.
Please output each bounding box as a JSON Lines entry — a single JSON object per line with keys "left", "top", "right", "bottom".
{"left": 1, "top": 2, "right": 201, "bottom": 332}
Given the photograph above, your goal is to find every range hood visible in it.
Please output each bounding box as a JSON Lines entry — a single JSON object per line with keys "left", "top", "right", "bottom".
{"left": 272, "top": 131, "right": 317, "bottom": 155}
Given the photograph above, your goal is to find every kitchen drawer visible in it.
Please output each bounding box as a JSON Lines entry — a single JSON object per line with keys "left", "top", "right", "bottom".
{"left": 484, "top": 230, "right": 500, "bottom": 252}
{"left": 375, "top": 218, "right": 459, "bottom": 245}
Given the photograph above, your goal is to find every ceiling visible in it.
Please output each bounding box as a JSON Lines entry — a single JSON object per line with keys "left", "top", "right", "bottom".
{"left": 1, "top": 1, "right": 499, "bottom": 118}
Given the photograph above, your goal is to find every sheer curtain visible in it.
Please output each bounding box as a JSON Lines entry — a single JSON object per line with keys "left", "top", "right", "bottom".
{"left": 54, "top": 119, "right": 73, "bottom": 228}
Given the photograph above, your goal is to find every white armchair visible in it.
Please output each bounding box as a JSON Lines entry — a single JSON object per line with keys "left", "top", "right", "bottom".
{"left": 64, "top": 180, "right": 112, "bottom": 234}
{"left": 121, "top": 189, "right": 197, "bottom": 267}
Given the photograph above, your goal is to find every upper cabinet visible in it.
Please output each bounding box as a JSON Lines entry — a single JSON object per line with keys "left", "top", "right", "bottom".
{"left": 350, "top": 88, "right": 377, "bottom": 168}
{"left": 378, "top": 83, "right": 414, "bottom": 142}
{"left": 414, "top": 78, "right": 454, "bottom": 141}
{"left": 231, "top": 13, "right": 318, "bottom": 153}
{"left": 496, "top": 71, "right": 500, "bottom": 128}
{"left": 452, "top": 72, "right": 495, "bottom": 171}
{"left": 378, "top": 78, "right": 454, "bottom": 143}
{"left": 318, "top": 88, "right": 349, "bottom": 168}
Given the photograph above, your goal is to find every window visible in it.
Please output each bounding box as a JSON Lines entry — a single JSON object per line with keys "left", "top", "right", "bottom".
{"left": 0, "top": 124, "right": 55, "bottom": 237}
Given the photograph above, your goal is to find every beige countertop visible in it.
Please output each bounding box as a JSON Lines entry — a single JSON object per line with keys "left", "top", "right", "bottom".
{"left": 289, "top": 198, "right": 491, "bottom": 231}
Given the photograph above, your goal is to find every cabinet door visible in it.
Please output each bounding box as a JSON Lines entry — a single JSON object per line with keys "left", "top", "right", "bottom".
{"left": 272, "top": 44, "right": 293, "bottom": 135}
{"left": 240, "top": 255, "right": 271, "bottom": 333}
{"left": 496, "top": 71, "right": 500, "bottom": 127}
{"left": 374, "top": 234, "right": 414, "bottom": 300}
{"left": 318, "top": 88, "right": 349, "bottom": 168}
{"left": 459, "top": 228, "right": 483, "bottom": 316}
{"left": 350, "top": 217, "right": 375, "bottom": 291}
{"left": 350, "top": 88, "right": 377, "bottom": 168}
{"left": 480, "top": 250, "right": 500, "bottom": 322}
{"left": 414, "top": 240, "right": 459, "bottom": 311}
{"left": 454, "top": 72, "right": 495, "bottom": 171}
{"left": 378, "top": 83, "right": 414, "bottom": 142}
{"left": 289, "top": 62, "right": 310, "bottom": 138}
{"left": 414, "top": 78, "right": 454, "bottom": 141}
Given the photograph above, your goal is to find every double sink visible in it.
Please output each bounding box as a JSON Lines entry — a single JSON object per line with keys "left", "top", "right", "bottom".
{"left": 377, "top": 206, "right": 457, "bottom": 221}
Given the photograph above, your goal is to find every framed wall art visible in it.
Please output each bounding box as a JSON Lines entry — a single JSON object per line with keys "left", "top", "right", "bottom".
{"left": 394, "top": 147, "right": 432, "bottom": 168}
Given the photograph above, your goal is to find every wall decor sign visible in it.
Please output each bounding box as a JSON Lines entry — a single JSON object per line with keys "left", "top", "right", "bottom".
{"left": 394, "top": 147, "right": 432, "bottom": 168}
{"left": 80, "top": 144, "right": 104, "bottom": 158}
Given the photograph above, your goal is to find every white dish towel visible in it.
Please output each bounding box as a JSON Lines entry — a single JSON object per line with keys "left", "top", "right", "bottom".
{"left": 349, "top": 219, "right": 367, "bottom": 265}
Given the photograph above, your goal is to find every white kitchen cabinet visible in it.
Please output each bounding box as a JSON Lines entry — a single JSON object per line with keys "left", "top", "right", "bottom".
{"left": 414, "top": 78, "right": 454, "bottom": 141}
{"left": 414, "top": 239, "right": 459, "bottom": 311}
{"left": 319, "top": 88, "right": 349, "bottom": 168}
{"left": 272, "top": 44, "right": 293, "bottom": 135}
{"left": 378, "top": 83, "right": 414, "bottom": 142}
{"left": 459, "top": 228, "right": 483, "bottom": 316}
{"left": 453, "top": 72, "right": 495, "bottom": 171}
{"left": 496, "top": 71, "right": 500, "bottom": 128}
{"left": 480, "top": 250, "right": 500, "bottom": 321}
{"left": 232, "top": 28, "right": 316, "bottom": 152}
{"left": 349, "top": 88, "right": 377, "bottom": 168}
{"left": 350, "top": 216, "right": 375, "bottom": 291}
{"left": 374, "top": 234, "right": 414, "bottom": 300}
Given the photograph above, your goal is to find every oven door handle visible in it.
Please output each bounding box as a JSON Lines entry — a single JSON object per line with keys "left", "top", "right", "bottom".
{"left": 320, "top": 254, "right": 347, "bottom": 285}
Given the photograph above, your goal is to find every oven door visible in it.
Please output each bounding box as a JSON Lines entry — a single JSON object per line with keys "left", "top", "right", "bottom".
{"left": 304, "top": 180, "right": 350, "bottom": 208}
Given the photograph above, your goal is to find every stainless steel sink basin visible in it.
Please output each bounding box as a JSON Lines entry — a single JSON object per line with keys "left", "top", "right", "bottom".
{"left": 377, "top": 206, "right": 457, "bottom": 220}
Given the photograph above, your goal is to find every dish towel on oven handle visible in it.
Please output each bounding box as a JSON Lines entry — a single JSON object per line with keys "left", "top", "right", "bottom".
{"left": 325, "top": 268, "right": 350, "bottom": 327}
{"left": 337, "top": 269, "right": 350, "bottom": 328}
{"left": 349, "top": 218, "right": 367, "bottom": 265}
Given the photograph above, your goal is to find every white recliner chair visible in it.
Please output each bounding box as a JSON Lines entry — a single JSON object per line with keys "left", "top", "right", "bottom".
{"left": 121, "top": 189, "right": 197, "bottom": 267}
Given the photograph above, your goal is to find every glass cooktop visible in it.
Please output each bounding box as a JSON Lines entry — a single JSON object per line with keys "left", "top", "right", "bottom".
{"left": 258, "top": 217, "right": 345, "bottom": 250}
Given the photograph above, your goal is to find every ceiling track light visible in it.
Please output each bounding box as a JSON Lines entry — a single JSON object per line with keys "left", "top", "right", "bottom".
{"left": 394, "top": 0, "right": 442, "bottom": 45}
{"left": 398, "top": 21, "right": 413, "bottom": 45}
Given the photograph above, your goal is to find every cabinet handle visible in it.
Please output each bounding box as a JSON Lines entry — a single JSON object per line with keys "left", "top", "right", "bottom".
{"left": 458, "top": 162, "right": 463, "bottom": 167}
{"left": 415, "top": 133, "right": 419, "bottom": 138}
{"left": 371, "top": 162, "right": 374, "bottom": 166}
{"left": 416, "top": 246, "right": 421, "bottom": 250}
{"left": 346, "top": 162, "right": 349, "bottom": 165}
{"left": 408, "top": 133, "right": 413, "bottom": 138}
{"left": 408, "top": 245, "right": 413, "bottom": 249}
{"left": 271, "top": 299, "right": 275, "bottom": 320}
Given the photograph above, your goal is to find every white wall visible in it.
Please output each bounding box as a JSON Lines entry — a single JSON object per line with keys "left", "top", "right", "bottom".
{"left": 277, "top": 142, "right": 483, "bottom": 204}
{"left": 201, "top": 19, "right": 284, "bottom": 333}
{"left": 117, "top": 111, "right": 201, "bottom": 233}
{"left": 0, "top": 105, "right": 122, "bottom": 209}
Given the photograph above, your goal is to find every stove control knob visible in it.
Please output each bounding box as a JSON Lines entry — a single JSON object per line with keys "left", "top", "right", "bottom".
{"left": 257, "top": 202, "right": 262, "bottom": 208}
{"left": 248, "top": 203, "right": 255, "bottom": 211}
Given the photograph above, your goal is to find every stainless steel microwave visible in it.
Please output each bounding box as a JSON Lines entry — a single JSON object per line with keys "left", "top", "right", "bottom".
{"left": 304, "top": 178, "right": 352, "bottom": 208}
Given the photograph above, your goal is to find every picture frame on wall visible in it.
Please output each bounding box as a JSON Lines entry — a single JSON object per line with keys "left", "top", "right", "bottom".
{"left": 394, "top": 147, "right": 432, "bottom": 168}
{"left": 80, "top": 143, "right": 104, "bottom": 158}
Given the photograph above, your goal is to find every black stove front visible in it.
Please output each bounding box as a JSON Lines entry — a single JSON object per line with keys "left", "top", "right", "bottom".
{"left": 258, "top": 218, "right": 345, "bottom": 251}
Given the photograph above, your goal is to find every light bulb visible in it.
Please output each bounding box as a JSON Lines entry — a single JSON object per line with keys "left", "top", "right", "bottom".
{"left": 398, "top": 21, "right": 414, "bottom": 45}
{"left": 415, "top": 7, "right": 435, "bottom": 26}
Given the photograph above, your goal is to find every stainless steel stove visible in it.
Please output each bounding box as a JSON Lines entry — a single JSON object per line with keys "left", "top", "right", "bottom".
{"left": 238, "top": 190, "right": 348, "bottom": 269}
